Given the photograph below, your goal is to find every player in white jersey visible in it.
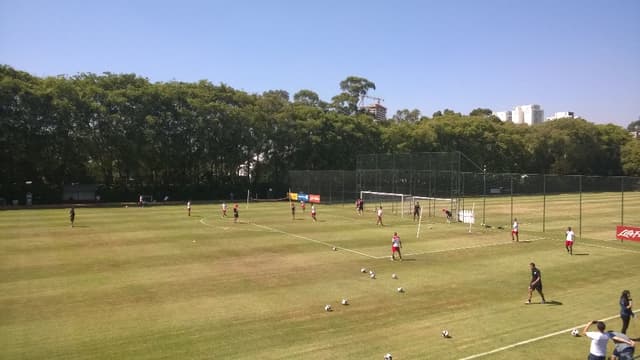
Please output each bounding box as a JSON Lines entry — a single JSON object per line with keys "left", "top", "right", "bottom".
{"left": 187, "top": 201, "right": 192, "bottom": 216}
{"left": 221, "top": 202, "right": 227, "bottom": 217}
{"left": 565, "top": 226, "right": 575, "bottom": 255}
{"left": 391, "top": 232, "right": 402, "bottom": 260}
{"left": 376, "top": 206, "right": 384, "bottom": 226}
{"left": 311, "top": 204, "right": 317, "bottom": 222}
{"left": 512, "top": 218, "right": 519, "bottom": 242}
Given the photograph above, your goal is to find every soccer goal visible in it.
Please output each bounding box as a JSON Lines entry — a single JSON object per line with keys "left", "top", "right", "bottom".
{"left": 360, "top": 191, "right": 410, "bottom": 217}
{"left": 408, "top": 196, "right": 458, "bottom": 220}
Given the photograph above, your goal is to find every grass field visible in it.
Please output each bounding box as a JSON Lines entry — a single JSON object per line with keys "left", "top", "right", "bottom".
{"left": 1, "top": 194, "right": 639, "bottom": 359}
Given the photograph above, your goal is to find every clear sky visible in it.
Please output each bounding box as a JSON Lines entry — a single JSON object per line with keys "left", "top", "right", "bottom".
{"left": 1, "top": 0, "right": 639, "bottom": 127}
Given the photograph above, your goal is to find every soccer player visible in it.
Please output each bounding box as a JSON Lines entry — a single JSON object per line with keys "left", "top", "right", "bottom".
{"left": 187, "top": 201, "right": 192, "bottom": 216}
{"left": 512, "top": 218, "right": 519, "bottom": 242}
{"left": 138, "top": 194, "right": 143, "bottom": 207}
{"left": 69, "top": 206, "right": 75, "bottom": 227}
{"left": 222, "top": 202, "right": 227, "bottom": 217}
{"left": 291, "top": 202, "right": 296, "bottom": 220}
{"left": 300, "top": 201, "right": 306, "bottom": 213}
{"left": 233, "top": 204, "right": 239, "bottom": 223}
{"left": 442, "top": 208, "right": 452, "bottom": 223}
{"left": 391, "top": 232, "right": 402, "bottom": 260}
{"left": 311, "top": 204, "right": 317, "bottom": 222}
{"left": 376, "top": 206, "right": 383, "bottom": 226}
{"left": 565, "top": 226, "right": 575, "bottom": 255}
{"left": 526, "top": 262, "right": 546, "bottom": 304}
{"left": 413, "top": 201, "right": 421, "bottom": 222}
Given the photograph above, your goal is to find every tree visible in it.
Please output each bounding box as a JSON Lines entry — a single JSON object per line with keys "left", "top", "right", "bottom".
{"left": 331, "top": 76, "right": 376, "bottom": 115}
{"left": 293, "top": 89, "right": 322, "bottom": 107}
{"left": 469, "top": 108, "right": 493, "bottom": 117}
{"left": 621, "top": 139, "right": 640, "bottom": 176}
{"left": 392, "top": 109, "right": 421, "bottom": 123}
{"left": 627, "top": 118, "right": 640, "bottom": 132}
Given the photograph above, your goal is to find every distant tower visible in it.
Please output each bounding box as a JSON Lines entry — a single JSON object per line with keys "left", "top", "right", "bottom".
{"left": 359, "top": 95, "right": 387, "bottom": 121}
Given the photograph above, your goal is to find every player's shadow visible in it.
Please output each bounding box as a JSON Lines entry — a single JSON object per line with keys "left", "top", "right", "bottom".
{"left": 71, "top": 225, "right": 88, "bottom": 228}
{"left": 544, "top": 300, "right": 563, "bottom": 305}
{"left": 400, "top": 258, "right": 417, "bottom": 262}
{"left": 572, "top": 253, "right": 589, "bottom": 256}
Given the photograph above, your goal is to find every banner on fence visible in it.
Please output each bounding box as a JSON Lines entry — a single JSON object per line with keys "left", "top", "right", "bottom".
{"left": 616, "top": 225, "right": 640, "bottom": 242}
{"left": 288, "top": 192, "right": 320, "bottom": 203}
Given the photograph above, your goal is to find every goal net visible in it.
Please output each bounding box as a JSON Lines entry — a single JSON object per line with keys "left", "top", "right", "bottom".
{"left": 408, "top": 196, "right": 457, "bottom": 220}
{"left": 360, "top": 191, "right": 410, "bottom": 217}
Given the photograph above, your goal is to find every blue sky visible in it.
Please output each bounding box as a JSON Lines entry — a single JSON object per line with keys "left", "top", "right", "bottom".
{"left": 1, "top": 0, "right": 639, "bottom": 126}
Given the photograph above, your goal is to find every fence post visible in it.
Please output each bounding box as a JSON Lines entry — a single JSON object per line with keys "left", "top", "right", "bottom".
{"left": 621, "top": 176, "right": 624, "bottom": 225}
{"left": 543, "top": 174, "right": 546, "bottom": 233}
{"left": 579, "top": 175, "right": 582, "bottom": 240}
{"left": 510, "top": 174, "right": 514, "bottom": 227}
{"left": 482, "top": 165, "right": 486, "bottom": 226}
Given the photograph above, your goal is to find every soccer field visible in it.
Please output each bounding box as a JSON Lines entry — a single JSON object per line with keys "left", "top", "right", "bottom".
{"left": 1, "top": 198, "right": 639, "bottom": 359}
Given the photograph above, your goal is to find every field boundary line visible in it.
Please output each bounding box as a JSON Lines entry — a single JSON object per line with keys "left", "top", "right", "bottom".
{"left": 458, "top": 310, "right": 640, "bottom": 360}
{"left": 376, "top": 237, "right": 545, "bottom": 260}
{"left": 198, "top": 218, "right": 269, "bottom": 232}
{"left": 580, "top": 242, "right": 640, "bottom": 254}
{"left": 248, "top": 222, "right": 378, "bottom": 259}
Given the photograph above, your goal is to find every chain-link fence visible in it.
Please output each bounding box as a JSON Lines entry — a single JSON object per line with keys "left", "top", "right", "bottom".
{"left": 289, "top": 152, "right": 640, "bottom": 241}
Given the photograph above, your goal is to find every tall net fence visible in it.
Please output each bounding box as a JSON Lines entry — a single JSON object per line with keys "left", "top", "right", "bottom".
{"left": 289, "top": 152, "right": 640, "bottom": 241}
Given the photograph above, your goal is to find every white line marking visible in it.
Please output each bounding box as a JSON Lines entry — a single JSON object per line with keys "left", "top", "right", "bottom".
{"left": 199, "top": 218, "right": 271, "bottom": 232}
{"left": 373, "top": 237, "right": 546, "bottom": 259}
{"left": 458, "top": 310, "right": 640, "bottom": 360}
{"left": 580, "top": 242, "right": 640, "bottom": 254}
{"left": 249, "top": 222, "right": 378, "bottom": 259}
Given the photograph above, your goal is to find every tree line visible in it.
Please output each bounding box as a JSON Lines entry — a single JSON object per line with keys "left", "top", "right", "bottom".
{"left": 1, "top": 65, "right": 639, "bottom": 202}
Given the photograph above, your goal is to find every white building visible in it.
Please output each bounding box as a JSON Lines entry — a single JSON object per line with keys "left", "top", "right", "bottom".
{"left": 545, "top": 111, "right": 575, "bottom": 121}
{"left": 512, "top": 104, "right": 544, "bottom": 125}
{"left": 493, "top": 111, "right": 512, "bottom": 122}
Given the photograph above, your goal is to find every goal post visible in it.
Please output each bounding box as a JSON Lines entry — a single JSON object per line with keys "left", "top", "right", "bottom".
{"left": 360, "top": 191, "right": 409, "bottom": 217}
{"left": 408, "top": 196, "right": 457, "bottom": 220}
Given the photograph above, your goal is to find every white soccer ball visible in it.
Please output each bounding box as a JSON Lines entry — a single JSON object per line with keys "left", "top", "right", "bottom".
{"left": 361, "top": 268, "right": 367, "bottom": 273}
{"left": 571, "top": 329, "right": 579, "bottom": 336}
{"left": 384, "top": 353, "right": 392, "bottom": 360}
{"left": 442, "top": 330, "right": 449, "bottom": 337}
{"left": 324, "top": 304, "right": 332, "bottom": 312}
{"left": 391, "top": 273, "right": 398, "bottom": 279}
{"left": 370, "top": 273, "right": 376, "bottom": 279}
{"left": 397, "top": 287, "right": 404, "bottom": 293}
{"left": 341, "top": 299, "right": 348, "bottom": 305}
{"left": 332, "top": 247, "right": 337, "bottom": 251}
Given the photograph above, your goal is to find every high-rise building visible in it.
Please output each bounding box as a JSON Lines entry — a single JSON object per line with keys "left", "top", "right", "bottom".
{"left": 545, "top": 111, "right": 575, "bottom": 121}
{"left": 493, "top": 111, "right": 512, "bottom": 122}
{"left": 512, "top": 104, "right": 544, "bottom": 125}
{"left": 365, "top": 103, "right": 387, "bottom": 122}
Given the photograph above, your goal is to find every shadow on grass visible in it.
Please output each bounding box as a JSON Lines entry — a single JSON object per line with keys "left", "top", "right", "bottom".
{"left": 545, "top": 300, "right": 563, "bottom": 305}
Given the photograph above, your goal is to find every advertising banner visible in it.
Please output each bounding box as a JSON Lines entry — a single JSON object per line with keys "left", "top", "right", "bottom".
{"left": 616, "top": 225, "right": 640, "bottom": 242}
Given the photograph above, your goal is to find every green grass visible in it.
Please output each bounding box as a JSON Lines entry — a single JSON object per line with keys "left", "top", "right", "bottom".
{"left": 1, "top": 194, "right": 639, "bottom": 359}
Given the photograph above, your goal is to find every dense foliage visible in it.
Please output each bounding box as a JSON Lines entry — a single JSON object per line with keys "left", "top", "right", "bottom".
{"left": 1, "top": 65, "right": 639, "bottom": 201}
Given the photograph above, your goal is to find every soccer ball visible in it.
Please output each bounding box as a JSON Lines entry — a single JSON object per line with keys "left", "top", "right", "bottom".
{"left": 361, "top": 268, "right": 367, "bottom": 273}
{"left": 442, "top": 330, "right": 450, "bottom": 337}
{"left": 397, "top": 287, "right": 404, "bottom": 293}
{"left": 332, "top": 247, "right": 337, "bottom": 251}
{"left": 370, "top": 273, "right": 376, "bottom": 279}
{"left": 571, "top": 329, "right": 579, "bottom": 336}
{"left": 324, "top": 304, "right": 332, "bottom": 312}
{"left": 391, "top": 273, "right": 398, "bottom": 279}
{"left": 384, "top": 353, "right": 392, "bottom": 360}
{"left": 341, "top": 299, "right": 348, "bottom": 305}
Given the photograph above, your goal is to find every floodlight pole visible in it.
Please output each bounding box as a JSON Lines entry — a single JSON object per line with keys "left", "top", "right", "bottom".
{"left": 482, "top": 165, "right": 486, "bottom": 226}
